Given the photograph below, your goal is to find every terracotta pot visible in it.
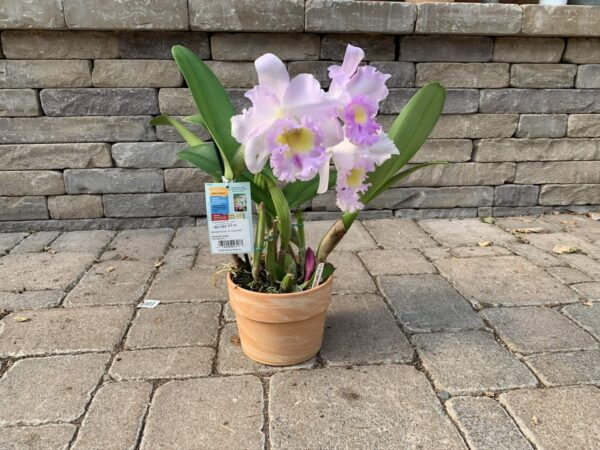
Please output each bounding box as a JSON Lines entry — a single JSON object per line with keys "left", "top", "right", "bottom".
{"left": 227, "top": 273, "right": 333, "bottom": 366}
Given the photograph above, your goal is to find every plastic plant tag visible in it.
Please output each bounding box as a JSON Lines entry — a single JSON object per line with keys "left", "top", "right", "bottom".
{"left": 205, "top": 182, "right": 254, "bottom": 254}
{"left": 137, "top": 299, "right": 160, "bottom": 308}
{"left": 311, "top": 262, "right": 325, "bottom": 289}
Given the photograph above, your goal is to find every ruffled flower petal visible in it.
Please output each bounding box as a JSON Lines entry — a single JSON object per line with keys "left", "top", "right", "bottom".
{"left": 255, "top": 53, "right": 289, "bottom": 100}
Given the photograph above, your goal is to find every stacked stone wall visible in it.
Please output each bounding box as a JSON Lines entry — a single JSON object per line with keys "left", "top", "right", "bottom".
{"left": 1, "top": 1, "right": 599, "bottom": 230}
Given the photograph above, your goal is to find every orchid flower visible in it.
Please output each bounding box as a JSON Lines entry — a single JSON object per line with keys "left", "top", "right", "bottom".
{"left": 231, "top": 53, "right": 342, "bottom": 180}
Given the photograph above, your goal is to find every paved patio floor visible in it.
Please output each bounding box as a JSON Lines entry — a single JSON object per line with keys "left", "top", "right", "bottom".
{"left": 1, "top": 214, "right": 600, "bottom": 449}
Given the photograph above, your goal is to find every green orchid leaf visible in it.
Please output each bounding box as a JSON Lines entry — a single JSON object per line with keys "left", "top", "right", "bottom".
{"left": 377, "top": 161, "right": 449, "bottom": 192}
{"left": 150, "top": 114, "right": 204, "bottom": 147}
{"left": 177, "top": 144, "right": 222, "bottom": 179}
{"left": 283, "top": 168, "right": 337, "bottom": 210}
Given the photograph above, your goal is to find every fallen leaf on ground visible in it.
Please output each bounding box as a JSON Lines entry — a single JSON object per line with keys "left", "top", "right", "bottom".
{"left": 552, "top": 244, "right": 581, "bottom": 255}
{"left": 531, "top": 416, "right": 539, "bottom": 426}
{"left": 478, "top": 241, "right": 492, "bottom": 247}
{"left": 582, "top": 299, "right": 594, "bottom": 307}
{"left": 107, "top": 266, "right": 115, "bottom": 273}
{"left": 588, "top": 212, "right": 600, "bottom": 221}
{"left": 14, "top": 316, "right": 30, "bottom": 322}
{"left": 154, "top": 260, "right": 164, "bottom": 268}
{"left": 560, "top": 220, "right": 577, "bottom": 225}
{"left": 512, "top": 227, "right": 546, "bottom": 234}
{"left": 480, "top": 217, "right": 495, "bottom": 224}
{"left": 230, "top": 334, "right": 241, "bottom": 346}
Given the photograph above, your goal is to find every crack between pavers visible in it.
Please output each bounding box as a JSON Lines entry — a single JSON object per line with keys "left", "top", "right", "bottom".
{"left": 259, "top": 375, "right": 271, "bottom": 450}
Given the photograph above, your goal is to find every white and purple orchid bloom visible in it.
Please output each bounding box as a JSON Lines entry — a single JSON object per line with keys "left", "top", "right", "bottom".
{"left": 231, "top": 44, "right": 398, "bottom": 213}
{"left": 231, "top": 53, "right": 342, "bottom": 179}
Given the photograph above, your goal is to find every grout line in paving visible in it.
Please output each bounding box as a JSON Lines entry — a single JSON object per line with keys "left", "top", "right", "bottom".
{"left": 259, "top": 375, "right": 271, "bottom": 450}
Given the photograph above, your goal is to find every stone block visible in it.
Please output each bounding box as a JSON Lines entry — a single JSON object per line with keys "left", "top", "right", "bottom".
{"left": 400, "top": 35, "right": 493, "bottom": 62}
{"left": 1, "top": 30, "right": 119, "bottom": 59}
{"left": 10, "top": 231, "right": 59, "bottom": 254}
{"left": 64, "top": 168, "right": 164, "bottom": 194}
{"left": 568, "top": 114, "right": 600, "bottom": 137}
{"left": 563, "top": 303, "right": 600, "bottom": 340}
{"left": 360, "top": 186, "right": 494, "bottom": 210}
{"left": 511, "top": 64, "right": 577, "bottom": 88}
{"left": 381, "top": 88, "right": 479, "bottom": 114}
{"left": 164, "top": 168, "right": 209, "bottom": 192}
{"left": 571, "top": 282, "right": 600, "bottom": 301}
{"left": 141, "top": 377, "right": 263, "bottom": 450}
{"left": 564, "top": 38, "right": 600, "bottom": 64}
{"left": 0, "top": 217, "right": 194, "bottom": 232}
{"left": 0, "top": 170, "right": 64, "bottom": 196}
{"left": 110, "top": 347, "right": 214, "bottom": 380}
{"left": 416, "top": 63, "right": 509, "bottom": 88}
{"left": 48, "top": 195, "right": 104, "bottom": 219}
{"left": 446, "top": 397, "right": 533, "bottom": 450}
{"left": 493, "top": 37, "right": 564, "bottom": 63}
{"left": 40, "top": 88, "right": 159, "bottom": 116}
{"left": 100, "top": 228, "right": 173, "bottom": 262}
{"left": 483, "top": 307, "right": 597, "bottom": 355}
{"left": 429, "top": 114, "right": 518, "bottom": 139}
{"left": 0, "top": 0, "right": 65, "bottom": 29}
{"left": 500, "top": 387, "right": 600, "bottom": 449}
{"left": 379, "top": 274, "right": 483, "bottom": 333}
{"left": 190, "top": 0, "right": 303, "bottom": 32}
{"left": 155, "top": 116, "right": 211, "bottom": 142}
{"left": 146, "top": 268, "right": 226, "bottom": 302}
{"left": 419, "top": 217, "right": 515, "bottom": 247}
{"left": 0, "top": 354, "right": 110, "bottom": 426}
{"left": 0, "top": 306, "right": 131, "bottom": 357}
{"left": 494, "top": 185, "right": 539, "bottom": 207}
{"left": 50, "top": 229, "right": 114, "bottom": 255}
{"left": 199, "top": 61, "right": 257, "bottom": 88}
{"left": 416, "top": 3, "right": 521, "bottom": 35}
{"left": 525, "top": 350, "right": 600, "bottom": 387}
{"left": 0, "top": 116, "right": 156, "bottom": 144}
{"left": 526, "top": 231, "right": 600, "bottom": 259}
{"left": 171, "top": 225, "right": 208, "bottom": 248}
{"left": 126, "top": 302, "right": 220, "bottom": 349}
{"left": 435, "top": 255, "right": 578, "bottom": 307}
{"left": 320, "top": 293, "right": 413, "bottom": 366}
{"left": 72, "top": 381, "right": 152, "bottom": 450}
{"left": 118, "top": 31, "right": 209, "bottom": 59}
{"left": 516, "top": 114, "right": 568, "bottom": 138}
{"left": 0, "top": 196, "right": 48, "bottom": 220}
{"left": 507, "top": 242, "right": 563, "bottom": 268}
{"left": 414, "top": 330, "right": 537, "bottom": 395}
{"left": 494, "top": 206, "right": 553, "bottom": 217}
{"left": 304, "top": 220, "right": 376, "bottom": 251}
{"left": 363, "top": 218, "right": 436, "bottom": 248}
{"left": 157, "top": 89, "right": 196, "bottom": 115}
{"left": 539, "top": 184, "right": 600, "bottom": 206}
{"left": 306, "top": 0, "right": 416, "bottom": 33}
{"left": 395, "top": 208, "right": 478, "bottom": 220}
{"left": 63, "top": 0, "right": 188, "bottom": 30}
{"left": 211, "top": 33, "right": 320, "bottom": 61}
{"left": 576, "top": 64, "right": 600, "bottom": 89}
{"left": 64, "top": 260, "right": 154, "bottom": 306}
{"left": 0, "top": 60, "right": 92, "bottom": 88}
{"left": 288, "top": 61, "right": 332, "bottom": 87}
{"left": 104, "top": 193, "right": 205, "bottom": 217}
{"left": 522, "top": 5, "right": 600, "bottom": 37}
{"left": 475, "top": 138, "right": 600, "bottom": 162}
{"left": 480, "top": 89, "right": 600, "bottom": 114}
{"left": 0, "top": 425, "right": 76, "bottom": 450}
{"left": 0, "top": 232, "right": 26, "bottom": 255}
{"left": 515, "top": 161, "right": 600, "bottom": 184}
{"left": 112, "top": 142, "right": 188, "bottom": 168}
{"left": 320, "top": 34, "right": 395, "bottom": 61}
{"left": 410, "top": 139, "right": 472, "bottom": 163}
{"left": 561, "top": 253, "right": 600, "bottom": 280}
{"left": 270, "top": 366, "right": 464, "bottom": 449}
{"left": 327, "top": 252, "right": 377, "bottom": 295}
{"left": 546, "top": 266, "right": 593, "bottom": 285}
{"left": 450, "top": 245, "right": 512, "bottom": 258}
{"left": 0, "top": 143, "right": 112, "bottom": 169}
{"left": 369, "top": 62, "right": 415, "bottom": 88}
{"left": 0, "top": 89, "right": 40, "bottom": 117}
{"left": 399, "top": 162, "right": 515, "bottom": 187}
{"left": 93, "top": 60, "right": 182, "bottom": 88}
{"left": 358, "top": 248, "right": 435, "bottom": 276}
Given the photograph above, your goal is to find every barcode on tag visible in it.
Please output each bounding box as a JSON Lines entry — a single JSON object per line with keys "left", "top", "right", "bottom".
{"left": 218, "top": 239, "right": 244, "bottom": 249}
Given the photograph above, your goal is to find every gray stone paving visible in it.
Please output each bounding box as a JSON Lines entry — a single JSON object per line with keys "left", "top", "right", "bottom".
{"left": 0, "top": 215, "right": 599, "bottom": 448}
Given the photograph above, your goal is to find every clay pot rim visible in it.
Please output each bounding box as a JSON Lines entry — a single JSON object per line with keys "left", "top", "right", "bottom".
{"left": 226, "top": 271, "right": 333, "bottom": 299}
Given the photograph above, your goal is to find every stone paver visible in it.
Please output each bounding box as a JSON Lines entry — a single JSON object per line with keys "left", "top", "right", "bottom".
{"left": 562, "top": 303, "right": 600, "bottom": 339}
{"left": 436, "top": 256, "right": 578, "bottom": 306}
{"left": 363, "top": 218, "right": 436, "bottom": 248}
{"left": 507, "top": 242, "right": 564, "bottom": 267}
{"left": 50, "top": 230, "right": 114, "bottom": 256}
{"left": 327, "top": 251, "right": 376, "bottom": 294}
{"left": 110, "top": 346, "right": 214, "bottom": 380}
{"left": 72, "top": 381, "right": 152, "bottom": 450}
{"left": 379, "top": 274, "right": 484, "bottom": 333}
{"left": 305, "top": 220, "right": 376, "bottom": 252}
{"left": 100, "top": 228, "right": 174, "bottom": 261}
{"left": 413, "top": 331, "right": 537, "bottom": 395}
{"left": 0, "top": 424, "right": 77, "bottom": 450}
{"left": 526, "top": 232, "right": 600, "bottom": 259}
{"left": 141, "top": 376, "right": 264, "bottom": 450}
{"left": 269, "top": 366, "right": 466, "bottom": 449}
{"left": 9, "top": 231, "right": 59, "bottom": 253}
{"left": 525, "top": 350, "right": 600, "bottom": 387}
{"left": 500, "top": 387, "right": 600, "bottom": 450}
{"left": 125, "top": 302, "right": 220, "bottom": 349}
{"left": 0, "top": 306, "right": 132, "bottom": 357}
{"left": 217, "top": 323, "right": 315, "bottom": 375}
{"left": 0, "top": 290, "right": 64, "bottom": 310}
{"left": 358, "top": 248, "right": 435, "bottom": 275}
{"left": 162, "top": 247, "right": 196, "bottom": 270}
{"left": 419, "top": 218, "right": 516, "bottom": 247}
{"left": 483, "top": 307, "right": 598, "bottom": 355}
{"left": 446, "top": 397, "right": 533, "bottom": 450}
{"left": 64, "top": 260, "right": 155, "bottom": 306}
{"left": 146, "top": 268, "right": 227, "bottom": 301}
{"left": 450, "top": 245, "right": 512, "bottom": 258}
{"left": 0, "top": 252, "right": 95, "bottom": 291}
{"left": 546, "top": 266, "right": 593, "bottom": 284}
{"left": 560, "top": 253, "right": 600, "bottom": 280}
{"left": 320, "top": 294, "right": 413, "bottom": 366}
{"left": 171, "top": 225, "right": 208, "bottom": 248}
{"left": 0, "top": 353, "right": 110, "bottom": 425}
{"left": 571, "top": 282, "right": 600, "bottom": 301}
{"left": 0, "top": 232, "right": 26, "bottom": 255}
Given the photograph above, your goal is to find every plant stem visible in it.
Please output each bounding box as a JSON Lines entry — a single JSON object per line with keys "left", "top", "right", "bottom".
{"left": 295, "top": 210, "right": 306, "bottom": 280}
{"left": 266, "top": 220, "right": 279, "bottom": 283}
{"left": 316, "top": 211, "right": 359, "bottom": 262}
{"left": 252, "top": 203, "right": 266, "bottom": 284}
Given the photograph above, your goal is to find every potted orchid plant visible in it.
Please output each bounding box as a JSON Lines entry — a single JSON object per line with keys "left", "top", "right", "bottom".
{"left": 152, "top": 44, "right": 446, "bottom": 366}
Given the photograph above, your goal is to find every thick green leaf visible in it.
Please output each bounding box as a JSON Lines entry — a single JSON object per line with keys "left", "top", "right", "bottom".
{"left": 177, "top": 144, "right": 222, "bottom": 179}
{"left": 172, "top": 45, "right": 241, "bottom": 180}
{"left": 362, "top": 82, "right": 446, "bottom": 204}
{"left": 264, "top": 175, "right": 292, "bottom": 256}
{"left": 283, "top": 168, "right": 337, "bottom": 210}
{"left": 377, "top": 161, "right": 448, "bottom": 192}
{"left": 150, "top": 114, "right": 204, "bottom": 147}
{"left": 183, "top": 114, "right": 206, "bottom": 129}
